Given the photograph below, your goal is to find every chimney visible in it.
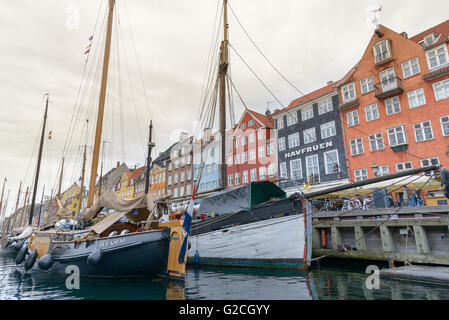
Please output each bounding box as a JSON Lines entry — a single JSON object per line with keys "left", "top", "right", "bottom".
{"left": 400, "top": 32, "right": 408, "bottom": 38}
{"left": 116, "top": 161, "right": 120, "bottom": 168}
{"left": 180, "top": 131, "right": 189, "bottom": 142}
{"left": 265, "top": 107, "right": 271, "bottom": 116}
{"left": 327, "top": 80, "right": 334, "bottom": 85}
{"left": 375, "top": 29, "right": 384, "bottom": 38}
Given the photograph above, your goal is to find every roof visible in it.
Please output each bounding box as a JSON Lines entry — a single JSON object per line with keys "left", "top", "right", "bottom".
{"left": 272, "top": 82, "right": 337, "bottom": 117}
{"left": 126, "top": 166, "right": 145, "bottom": 181}
{"left": 153, "top": 142, "right": 177, "bottom": 164}
{"left": 410, "top": 19, "right": 449, "bottom": 48}
{"left": 247, "top": 110, "right": 274, "bottom": 128}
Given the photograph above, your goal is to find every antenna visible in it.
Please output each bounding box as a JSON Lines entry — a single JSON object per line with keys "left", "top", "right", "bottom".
{"left": 371, "top": 5, "right": 382, "bottom": 29}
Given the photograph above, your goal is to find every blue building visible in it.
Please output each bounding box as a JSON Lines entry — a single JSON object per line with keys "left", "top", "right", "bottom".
{"left": 193, "top": 131, "right": 221, "bottom": 194}
{"left": 272, "top": 81, "right": 349, "bottom": 192}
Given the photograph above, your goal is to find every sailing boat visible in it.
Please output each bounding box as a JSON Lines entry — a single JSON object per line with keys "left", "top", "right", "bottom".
{"left": 186, "top": 0, "right": 312, "bottom": 270}
{"left": 16, "top": 0, "right": 186, "bottom": 279}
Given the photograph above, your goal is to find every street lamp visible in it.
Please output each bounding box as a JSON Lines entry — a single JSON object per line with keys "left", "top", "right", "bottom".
{"left": 371, "top": 162, "right": 379, "bottom": 177}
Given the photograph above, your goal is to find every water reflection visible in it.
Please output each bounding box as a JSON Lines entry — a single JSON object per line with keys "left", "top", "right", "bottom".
{"left": 2, "top": 250, "right": 449, "bottom": 300}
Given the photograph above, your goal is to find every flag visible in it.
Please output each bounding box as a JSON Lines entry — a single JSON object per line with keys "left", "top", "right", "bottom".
{"left": 84, "top": 48, "right": 90, "bottom": 55}
{"left": 178, "top": 188, "right": 196, "bottom": 264}
{"left": 89, "top": 35, "right": 93, "bottom": 41}
{"left": 48, "top": 130, "right": 52, "bottom": 139}
{"left": 84, "top": 35, "right": 93, "bottom": 55}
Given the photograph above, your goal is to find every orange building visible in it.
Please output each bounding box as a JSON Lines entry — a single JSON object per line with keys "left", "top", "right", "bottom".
{"left": 337, "top": 21, "right": 449, "bottom": 182}
{"left": 149, "top": 164, "right": 166, "bottom": 198}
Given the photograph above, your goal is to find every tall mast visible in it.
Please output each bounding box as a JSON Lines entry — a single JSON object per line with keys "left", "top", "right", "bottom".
{"left": 20, "top": 187, "right": 29, "bottom": 228}
{"left": 7, "top": 181, "right": 21, "bottom": 234}
{"left": 58, "top": 157, "right": 64, "bottom": 200}
{"left": 145, "top": 121, "right": 155, "bottom": 195}
{"left": 77, "top": 145, "right": 87, "bottom": 218}
{"left": 28, "top": 94, "right": 49, "bottom": 226}
{"left": 87, "top": 0, "right": 115, "bottom": 207}
{"left": 0, "top": 178, "right": 6, "bottom": 218}
{"left": 219, "top": 0, "right": 229, "bottom": 189}
{"left": 37, "top": 185, "right": 45, "bottom": 227}
{"left": 0, "top": 189, "right": 9, "bottom": 234}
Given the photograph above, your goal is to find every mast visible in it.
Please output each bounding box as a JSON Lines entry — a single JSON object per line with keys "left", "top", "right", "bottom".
{"left": 37, "top": 185, "right": 45, "bottom": 227}
{"left": 0, "top": 189, "right": 9, "bottom": 234}
{"left": 145, "top": 121, "right": 155, "bottom": 195}
{"left": 218, "top": 0, "right": 229, "bottom": 189}
{"left": 0, "top": 178, "right": 6, "bottom": 216}
{"left": 7, "top": 181, "right": 21, "bottom": 234}
{"left": 20, "top": 187, "right": 29, "bottom": 228}
{"left": 58, "top": 157, "right": 64, "bottom": 200}
{"left": 87, "top": 0, "right": 115, "bottom": 207}
{"left": 28, "top": 94, "right": 49, "bottom": 226}
{"left": 77, "top": 145, "right": 87, "bottom": 218}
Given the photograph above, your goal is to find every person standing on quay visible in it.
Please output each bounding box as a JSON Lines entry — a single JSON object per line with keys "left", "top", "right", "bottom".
{"left": 439, "top": 166, "right": 449, "bottom": 199}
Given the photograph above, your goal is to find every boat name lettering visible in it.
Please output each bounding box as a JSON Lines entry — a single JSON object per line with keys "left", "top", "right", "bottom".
{"left": 100, "top": 238, "right": 126, "bottom": 247}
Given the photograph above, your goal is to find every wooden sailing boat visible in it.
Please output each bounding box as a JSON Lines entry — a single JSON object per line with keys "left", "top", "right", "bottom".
{"left": 16, "top": 0, "right": 187, "bottom": 279}
{"left": 186, "top": 0, "right": 312, "bottom": 270}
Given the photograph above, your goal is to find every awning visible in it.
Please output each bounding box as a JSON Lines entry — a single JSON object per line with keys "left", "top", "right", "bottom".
{"left": 90, "top": 210, "right": 128, "bottom": 234}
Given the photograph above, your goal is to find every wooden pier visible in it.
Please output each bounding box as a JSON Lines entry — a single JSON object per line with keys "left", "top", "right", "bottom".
{"left": 312, "top": 206, "right": 449, "bottom": 265}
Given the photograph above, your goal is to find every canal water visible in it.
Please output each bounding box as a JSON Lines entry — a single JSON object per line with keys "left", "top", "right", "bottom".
{"left": 1, "top": 251, "right": 449, "bottom": 300}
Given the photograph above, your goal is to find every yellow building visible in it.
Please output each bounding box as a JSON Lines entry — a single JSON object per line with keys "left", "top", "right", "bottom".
{"left": 115, "top": 167, "right": 144, "bottom": 199}
{"left": 61, "top": 183, "right": 80, "bottom": 213}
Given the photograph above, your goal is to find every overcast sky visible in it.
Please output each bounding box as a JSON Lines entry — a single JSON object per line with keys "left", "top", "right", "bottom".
{"left": 1, "top": 0, "right": 448, "bottom": 215}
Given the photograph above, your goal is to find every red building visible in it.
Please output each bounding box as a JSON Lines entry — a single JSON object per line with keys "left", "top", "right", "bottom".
{"left": 337, "top": 21, "right": 449, "bottom": 182}
{"left": 226, "top": 108, "right": 277, "bottom": 187}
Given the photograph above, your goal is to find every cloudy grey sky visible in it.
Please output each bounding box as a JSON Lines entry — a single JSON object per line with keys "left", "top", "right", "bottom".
{"left": 0, "top": 0, "right": 448, "bottom": 215}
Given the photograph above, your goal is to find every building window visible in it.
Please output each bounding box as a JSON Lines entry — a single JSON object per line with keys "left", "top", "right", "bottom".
{"left": 369, "top": 133, "right": 385, "bottom": 151}
{"left": 318, "top": 98, "right": 333, "bottom": 114}
{"left": 241, "top": 123, "right": 246, "bottom": 130}
{"left": 234, "top": 172, "right": 240, "bottom": 185}
{"left": 275, "top": 117, "right": 284, "bottom": 130}
{"left": 167, "top": 176, "right": 172, "bottom": 186}
{"left": 227, "top": 156, "right": 233, "bottom": 166}
{"left": 379, "top": 67, "right": 397, "bottom": 92}
{"left": 288, "top": 133, "right": 300, "bottom": 149}
{"left": 350, "top": 138, "right": 364, "bottom": 156}
{"left": 365, "top": 104, "right": 379, "bottom": 122}
{"left": 174, "top": 188, "right": 178, "bottom": 198}
{"left": 259, "top": 166, "right": 266, "bottom": 180}
{"left": 249, "top": 149, "right": 256, "bottom": 161}
{"left": 290, "top": 159, "right": 302, "bottom": 180}
{"left": 388, "top": 125, "right": 407, "bottom": 146}
{"left": 426, "top": 44, "right": 449, "bottom": 71}
{"left": 279, "top": 162, "right": 287, "bottom": 178}
{"left": 408, "top": 88, "right": 426, "bottom": 109}
{"left": 433, "top": 79, "right": 449, "bottom": 101}
{"left": 303, "top": 128, "right": 316, "bottom": 144}
{"left": 174, "top": 160, "right": 179, "bottom": 169}
{"left": 242, "top": 170, "right": 248, "bottom": 184}
{"left": 341, "top": 83, "right": 356, "bottom": 103}
{"left": 360, "top": 76, "right": 374, "bottom": 94}
{"left": 278, "top": 137, "right": 286, "bottom": 152}
{"left": 440, "top": 115, "right": 449, "bottom": 136}
{"left": 168, "top": 163, "right": 172, "bottom": 171}
{"left": 267, "top": 143, "right": 274, "bottom": 156}
{"left": 346, "top": 110, "right": 359, "bottom": 127}
{"left": 354, "top": 169, "right": 368, "bottom": 181}
{"left": 402, "top": 57, "right": 420, "bottom": 79}
{"left": 396, "top": 161, "right": 413, "bottom": 172}
{"left": 250, "top": 168, "right": 257, "bottom": 181}
{"left": 257, "top": 129, "right": 264, "bottom": 140}
{"left": 180, "top": 172, "right": 185, "bottom": 182}
{"left": 228, "top": 174, "right": 233, "bottom": 186}
{"left": 373, "top": 39, "right": 391, "bottom": 63}
{"left": 305, "top": 155, "right": 320, "bottom": 184}
{"left": 420, "top": 157, "right": 440, "bottom": 175}
{"left": 286, "top": 112, "right": 298, "bottom": 126}
{"left": 241, "top": 136, "right": 247, "bottom": 146}
{"left": 258, "top": 146, "right": 265, "bottom": 158}
{"left": 186, "top": 185, "right": 191, "bottom": 195}
{"left": 268, "top": 164, "right": 276, "bottom": 177}
{"left": 248, "top": 120, "right": 255, "bottom": 127}
{"left": 320, "top": 121, "right": 336, "bottom": 139}
{"left": 234, "top": 137, "right": 239, "bottom": 148}
{"left": 180, "top": 186, "right": 185, "bottom": 196}
{"left": 378, "top": 165, "right": 389, "bottom": 176}
{"left": 242, "top": 151, "right": 247, "bottom": 163}
{"left": 301, "top": 105, "right": 314, "bottom": 121}
{"left": 247, "top": 132, "right": 255, "bottom": 143}
{"left": 414, "top": 121, "right": 434, "bottom": 142}
{"left": 385, "top": 96, "right": 401, "bottom": 115}
{"left": 234, "top": 154, "right": 239, "bottom": 165}
{"left": 324, "top": 149, "right": 340, "bottom": 174}
{"left": 174, "top": 174, "right": 179, "bottom": 184}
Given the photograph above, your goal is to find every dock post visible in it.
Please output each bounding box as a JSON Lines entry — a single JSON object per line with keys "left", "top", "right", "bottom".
{"left": 413, "top": 226, "right": 430, "bottom": 254}
{"left": 380, "top": 225, "right": 395, "bottom": 252}
{"left": 312, "top": 227, "right": 320, "bottom": 249}
{"left": 354, "top": 225, "right": 367, "bottom": 251}
{"left": 331, "top": 225, "right": 341, "bottom": 250}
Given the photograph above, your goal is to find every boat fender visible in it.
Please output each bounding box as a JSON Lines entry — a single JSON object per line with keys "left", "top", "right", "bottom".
{"left": 194, "top": 250, "right": 200, "bottom": 264}
{"left": 188, "top": 241, "right": 191, "bottom": 251}
{"left": 38, "top": 254, "right": 54, "bottom": 270}
{"left": 24, "top": 250, "right": 38, "bottom": 271}
{"left": 15, "top": 245, "right": 28, "bottom": 265}
{"left": 87, "top": 249, "right": 103, "bottom": 267}
{"left": 14, "top": 240, "right": 25, "bottom": 251}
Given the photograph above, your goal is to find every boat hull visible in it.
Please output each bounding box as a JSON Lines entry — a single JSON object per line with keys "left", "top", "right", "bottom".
{"left": 189, "top": 214, "right": 308, "bottom": 270}
{"left": 41, "top": 230, "right": 170, "bottom": 277}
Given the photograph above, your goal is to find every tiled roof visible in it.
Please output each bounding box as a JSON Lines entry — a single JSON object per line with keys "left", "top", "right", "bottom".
{"left": 126, "top": 166, "right": 145, "bottom": 181}
{"left": 153, "top": 142, "right": 177, "bottom": 164}
{"left": 247, "top": 110, "right": 274, "bottom": 128}
{"left": 410, "top": 19, "right": 449, "bottom": 48}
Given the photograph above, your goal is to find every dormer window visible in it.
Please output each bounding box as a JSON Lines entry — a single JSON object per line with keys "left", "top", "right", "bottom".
{"left": 424, "top": 33, "right": 436, "bottom": 47}
{"left": 341, "top": 82, "right": 356, "bottom": 103}
{"left": 426, "top": 44, "right": 449, "bottom": 71}
{"left": 373, "top": 39, "right": 392, "bottom": 64}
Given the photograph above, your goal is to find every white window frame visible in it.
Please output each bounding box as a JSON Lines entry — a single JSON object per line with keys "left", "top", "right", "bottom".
{"left": 373, "top": 39, "right": 391, "bottom": 63}
{"left": 234, "top": 172, "right": 240, "bottom": 185}
{"left": 402, "top": 57, "right": 420, "bottom": 79}
{"left": 279, "top": 162, "right": 287, "bottom": 178}
{"left": 396, "top": 162, "right": 413, "bottom": 172}
{"left": 278, "top": 137, "right": 286, "bottom": 152}
{"left": 276, "top": 117, "right": 284, "bottom": 130}
{"left": 242, "top": 170, "right": 249, "bottom": 184}
{"left": 290, "top": 159, "right": 302, "bottom": 180}
{"left": 440, "top": 115, "right": 449, "bottom": 136}
{"left": 249, "top": 149, "right": 256, "bottom": 161}
{"left": 360, "top": 76, "right": 374, "bottom": 94}
{"left": 305, "top": 154, "right": 320, "bottom": 184}
{"left": 301, "top": 105, "right": 314, "bottom": 121}
{"left": 259, "top": 166, "right": 266, "bottom": 180}
{"left": 408, "top": 88, "right": 426, "bottom": 109}
{"left": 324, "top": 149, "right": 340, "bottom": 174}
{"left": 385, "top": 96, "right": 401, "bottom": 115}
{"left": 228, "top": 174, "right": 233, "bottom": 186}
{"left": 379, "top": 67, "right": 397, "bottom": 92}
{"left": 250, "top": 168, "right": 257, "bottom": 182}
{"left": 378, "top": 165, "right": 389, "bottom": 176}
{"left": 387, "top": 125, "right": 407, "bottom": 147}
{"left": 426, "top": 44, "right": 449, "bottom": 71}
{"left": 365, "top": 103, "right": 379, "bottom": 122}
{"left": 341, "top": 82, "right": 356, "bottom": 103}
{"left": 414, "top": 120, "right": 434, "bottom": 142}
{"left": 346, "top": 110, "right": 359, "bottom": 127}
{"left": 288, "top": 132, "right": 300, "bottom": 149}
{"left": 350, "top": 138, "right": 364, "bottom": 156}
{"left": 318, "top": 98, "right": 333, "bottom": 115}
{"left": 248, "top": 132, "right": 255, "bottom": 143}
{"left": 354, "top": 169, "right": 368, "bottom": 181}
{"left": 286, "top": 112, "right": 298, "bottom": 126}
{"left": 320, "top": 121, "right": 336, "bottom": 139}
{"left": 303, "top": 128, "right": 316, "bottom": 144}
{"left": 258, "top": 146, "right": 266, "bottom": 158}
{"left": 369, "top": 133, "right": 385, "bottom": 152}
{"left": 433, "top": 79, "right": 449, "bottom": 101}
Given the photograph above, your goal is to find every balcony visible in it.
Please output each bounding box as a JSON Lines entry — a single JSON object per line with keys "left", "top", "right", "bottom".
{"left": 390, "top": 143, "right": 408, "bottom": 153}
{"left": 374, "top": 77, "right": 403, "bottom": 99}
{"left": 374, "top": 51, "right": 393, "bottom": 66}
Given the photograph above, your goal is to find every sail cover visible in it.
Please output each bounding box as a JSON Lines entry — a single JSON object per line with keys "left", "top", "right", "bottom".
{"left": 198, "top": 182, "right": 286, "bottom": 215}
{"left": 82, "top": 190, "right": 156, "bottom": 223}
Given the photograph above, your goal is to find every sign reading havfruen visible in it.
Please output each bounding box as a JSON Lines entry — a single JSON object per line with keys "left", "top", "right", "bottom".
{"left": 284, "top": 141, "right": 333, "bottom": 159}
